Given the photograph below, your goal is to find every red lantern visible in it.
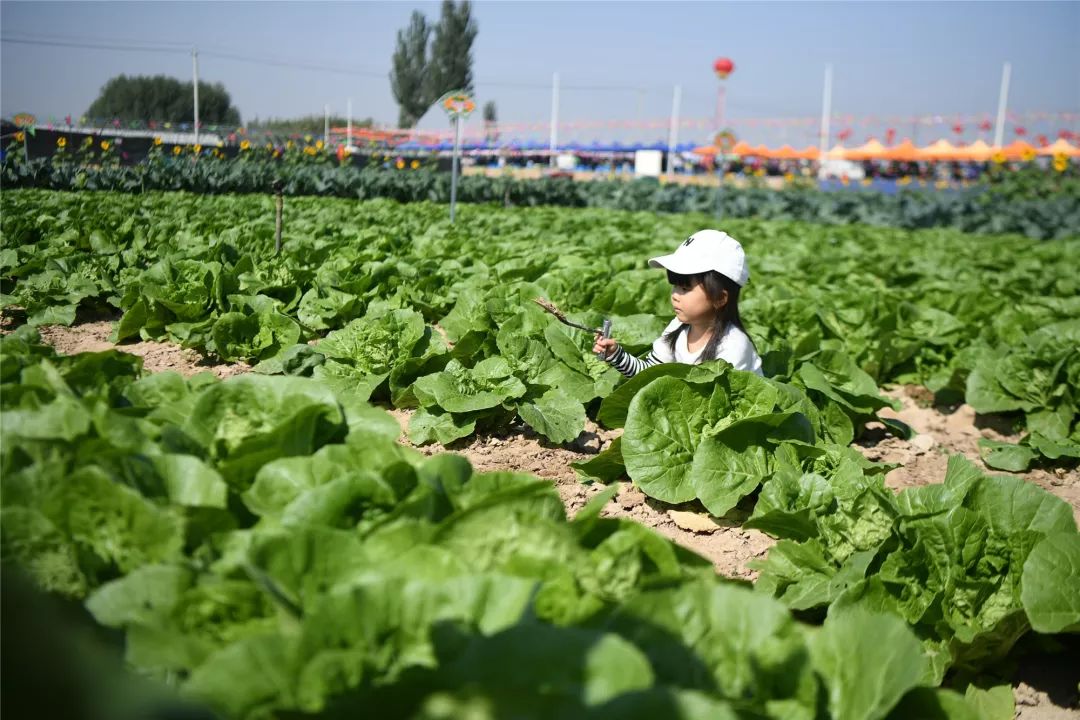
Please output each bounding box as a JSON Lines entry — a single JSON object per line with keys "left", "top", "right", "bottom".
{"left": 885, "top": 128, "right": 896, "bottom": 144}
{"left": 979, "top": 120, "right": 992, "bottom": 132}
{"left": 837, "top": 128, "right": 852, "bottom": 142}
{"left": 1059, "top": 130, "right": 1074, "bottom": 141}
{"left": 713, "top": 57, "right": 735, "bottom": 80}
{"left": 952, "top": 123, "right": 963, "bottom": 135}
{"left": 1036, "top": 134, "right": 1049, "bottom": 147}
{"left": 1014, "top": 126, "right": 1027, "bottom": 137}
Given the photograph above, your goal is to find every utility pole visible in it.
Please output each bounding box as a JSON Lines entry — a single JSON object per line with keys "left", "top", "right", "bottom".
{"left": 993, "top": 62, "right": 1011, "bottom": 148}
{"left": 819, "top": 63, "right": 833, "bottom": 170}
{"left": 549, "top": 72, "right": 560, "bottom": 166}
{"left": 667, "top": 85, "right": 681, "bottom": 179}
{"left": 192, "top": 48, "right": 200, "bottom": 146}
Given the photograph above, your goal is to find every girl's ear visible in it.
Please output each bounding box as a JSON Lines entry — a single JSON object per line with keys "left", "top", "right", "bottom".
{"left": 715, "top": 289, "right": 729, "bottom": 312}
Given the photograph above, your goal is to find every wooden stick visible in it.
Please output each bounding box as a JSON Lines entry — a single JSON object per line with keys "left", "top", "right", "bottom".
{"left": 533, "top": 297, "right": 599, "bottom": 333}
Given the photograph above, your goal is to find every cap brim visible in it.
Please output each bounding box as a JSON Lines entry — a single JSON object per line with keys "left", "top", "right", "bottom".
{"left": 648, "top": 254, "right": 705, "bottom": 275}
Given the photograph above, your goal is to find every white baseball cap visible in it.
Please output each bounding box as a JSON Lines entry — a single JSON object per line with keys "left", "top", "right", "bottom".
{"left": 648, "top": 229, "right": 749, "bottom": 286}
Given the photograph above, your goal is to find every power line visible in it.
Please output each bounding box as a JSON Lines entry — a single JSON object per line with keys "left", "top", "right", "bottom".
{"left": 199, "top": 49, "right": 386, "bottom": 78}
{"left": 0, "top": 37, "right": 186, "bottom": 55}
{"left": 1, "top": 36, "right": 392, "bottom": 77}
{"left": 1, "top": 30, "right": 194, "bottom": 47}
{"left": 2, "top": 33, "right": 677, "bottom": 93}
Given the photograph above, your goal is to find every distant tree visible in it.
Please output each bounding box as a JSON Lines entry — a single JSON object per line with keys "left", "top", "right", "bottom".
{"left": 248, "top": 115, "right": 373, "bottom": 135}
{"left": 86, "top": 74, "right": 241, "bottom": 125}
{"left": 389, "top": 1, "right": 477, "bottom": 128}
{"left": 427, "top": 0, "right": 477, "bottom": 102}
{"left": 483, "top": 100, "right": 498, "bottom": 143}
{"left": 390, "top": 11, "right": 432, "bottom": 128}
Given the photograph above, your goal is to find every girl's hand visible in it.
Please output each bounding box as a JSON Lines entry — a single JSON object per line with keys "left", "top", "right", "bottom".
{"left": 593, "top": 333, "right": 619, "bottom": 360}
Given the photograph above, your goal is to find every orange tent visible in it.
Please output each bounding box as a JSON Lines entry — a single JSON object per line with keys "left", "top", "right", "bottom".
{"left": 880, "top": 139, "right": 920, "bottom": 162}
{"left": 794, "top": 145, "right": 820, "bottom": 160}
{"left": 1001, "top": 140, "right": 1037, "bottom": 160}
{"left": 750, "top": 144, "right": 772, "bottom": 157}
{"left": 731, "top": 140, "right": 755, "bottom": 156}
{"left": 691, "top": 145, "right": 719, "bottom": 156}
{"left": 769, "top": 145, "right": 802, "bottom": 159}
{"left": 845, "top": 139, "right": 887, "bottom": 160}
{"left": 953, "top": 140, "right": 994, "bottom": 162}
{"left": 825, "top": 143, "right": 850, "bottom": 159}
{"left": 917, "top": 139, "right": 962, "bottom": 161}
{"left": 1035, "top": 138, "right": 1080, "bottom": 157}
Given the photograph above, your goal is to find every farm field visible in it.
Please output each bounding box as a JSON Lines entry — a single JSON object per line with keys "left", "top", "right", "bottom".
{"left": 2, "top": 189, "right": 1079, "bottom": 719}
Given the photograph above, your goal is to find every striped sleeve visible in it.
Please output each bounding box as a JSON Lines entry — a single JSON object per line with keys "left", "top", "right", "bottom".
{"left": 606, "top": 346, "right": 663, "bottom": 378}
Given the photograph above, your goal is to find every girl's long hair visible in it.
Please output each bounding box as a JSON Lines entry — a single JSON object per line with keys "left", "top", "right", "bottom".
{"left": 664, "top": 270, "right": 752, "bottom": 361}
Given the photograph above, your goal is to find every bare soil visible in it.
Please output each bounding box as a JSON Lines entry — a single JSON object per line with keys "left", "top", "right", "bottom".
{"left": 34, "top": 320, "right": 249, "bottom": 379}
{"left": 864, "top": 386, "right": 1080, "bottom": 527}
{"left": 19, "top": 321, "right": 1080, "bottom": 718}
{"left": 387, "top": 409, "right": 775, "bottom": 581}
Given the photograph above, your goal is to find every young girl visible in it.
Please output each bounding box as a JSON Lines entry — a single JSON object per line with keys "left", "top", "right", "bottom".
{"left": 593, "top": 229, "right": 763, "bottom": 377}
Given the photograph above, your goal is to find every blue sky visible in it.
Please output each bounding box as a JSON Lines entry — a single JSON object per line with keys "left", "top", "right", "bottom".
{"left": 2, "top": 1, "right": 1078, "bottom": 146}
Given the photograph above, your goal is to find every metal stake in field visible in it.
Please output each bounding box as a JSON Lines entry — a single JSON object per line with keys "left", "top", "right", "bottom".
{"left": 273, "top": 180, "right": 284, "bottom": 255}
{"left": 437, "top": 91, "right": 476, "bottom": 224}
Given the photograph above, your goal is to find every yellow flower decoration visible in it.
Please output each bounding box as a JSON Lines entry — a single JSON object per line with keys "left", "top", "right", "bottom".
{"left": 100, "top": 140, "right": 110, "bottom": 151}
{"left": 266, "top": 143, "right": 273, "bottom": 151}
{"left": 173, "top": 146, "right": 182, "bottom": 156}
{"left": 396, "top": 159, "right": 405, "bottom": 169}
{"left": 315, "top": 140, "right": 324, "bottom": 150}
{"left": 935, "top": 180, "right": 949, "bottom": 189}
{"left": 1021, "top": 148, "right": 1036, "bottom": 162}
{"left": 1053, "top": 155, "right": 1069, "bottom": 173}
{"left": 411, "top": 159, "right": 420, "bottom": 170}
{"left": 193, "top": 144, "right": 202, "bottom": 154}
{"left": 57, "top": 137, "right": 67, "bottom": 148}
{"left": 240, "top": 140, "right": 251, "bottom": 151}
{"left": 304, "top": 146, "right": 316, "bottom": 156}
{"left": 861, "top": 178, "right": 873, "bottom": 186}
{"left": 287, "top": 140, "right": 295, "bottom": 150}
{"left": 304, "top": 134, "right": 313, "bottom": 143}
{"left": 897, "top": 176, "right": 912, "bottom": 186}
{"left": 783, "top": 172, "right": 794, "bottom": 182}
{"left": 991, "top": 151, "right": 1006, "bottom": 165}
{"left": 153, "top": 136, "right": 163, "bottom": 145}
{"left": 14, "top": 131, "right": 24, "bottom": 142}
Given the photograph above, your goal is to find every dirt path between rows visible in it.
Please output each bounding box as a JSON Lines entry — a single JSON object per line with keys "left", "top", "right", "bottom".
{"left": 19, "top": 321, "right": 1080, "bottom": 717}
{"left": 33, "top": 320, "right": 250, "bottom": 378}
{"left": 28, "top": 321, "right": 1080, "bottom": 568}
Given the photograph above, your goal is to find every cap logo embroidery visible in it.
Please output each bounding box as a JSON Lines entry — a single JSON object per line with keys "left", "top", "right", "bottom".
{"left": 683, "top": 236, "right": 695, "bottom": 247}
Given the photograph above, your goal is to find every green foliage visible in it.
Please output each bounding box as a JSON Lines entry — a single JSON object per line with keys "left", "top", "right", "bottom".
{"left": 3, "top": 157, "right": 1078, "bottom": 238}
{"left": 3, "top": 330, "right": 1028, "bottom": 719}
{"left": 981, "top": 161, "right": 1080, "bottom": 202}
{"left": 427, "top": 0, "right": 478, "bottom": 98}
{"left": 247, "top": 114, "right": 372, "bottom": 135}
{"left": 483, "top": 100, "right": 499, "bottom": 143}
{"left": 6, "top": 189, "right": 1080, "bottom": 717}
{"left": 390, "top": 1, "right": 477, "bottom": 127}
{"left": 747, "top": 454, "right": 1080, "bottom": 682}
{"left": 391, "top": 11, "right": 434, "bottom": 128}
{"left": 86, "top": 74, "right": 241, "bottom": 125}
{"left": 2, "top": 189, "right": 1078, "bottom": 465}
